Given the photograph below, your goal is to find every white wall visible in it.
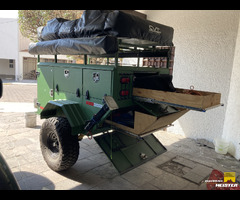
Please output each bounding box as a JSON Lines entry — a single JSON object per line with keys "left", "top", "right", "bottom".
{"left": 139, "top": 11, "right": 240, "bottom": 151}
{"left": 0, "top": 18, "right": 19, "bottom": 79}
{"left": 0, "top": 18, "right": 18, "bottom": 59}
{"left": 222, "top": 17, "right": 240, "bottom": 159}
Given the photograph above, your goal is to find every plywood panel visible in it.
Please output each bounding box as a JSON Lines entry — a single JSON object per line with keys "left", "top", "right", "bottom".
{"left": 133, "top": 88, "right": 221, "bottom": 110}
{"left": 105, "top": 110, "right": 188, "bottom": 136}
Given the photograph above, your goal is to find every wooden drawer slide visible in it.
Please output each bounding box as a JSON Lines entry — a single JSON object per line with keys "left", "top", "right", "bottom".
{"left": 133, "top": 87, "right": 221, "bottom": 111}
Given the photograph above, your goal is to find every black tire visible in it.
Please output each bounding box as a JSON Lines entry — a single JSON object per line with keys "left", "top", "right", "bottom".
{"left": 40, "top": 117, "right": 79, "bottom": 171}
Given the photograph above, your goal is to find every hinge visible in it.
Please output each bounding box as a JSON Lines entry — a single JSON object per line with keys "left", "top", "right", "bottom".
{"left": 36, "top": 102, "right": 40, "bottom": 107}
{"left": 49, "top": 89, "right": 53, "bottom": 97}
{"left": 36, "top": 71, "right": 40, "bottom": 77}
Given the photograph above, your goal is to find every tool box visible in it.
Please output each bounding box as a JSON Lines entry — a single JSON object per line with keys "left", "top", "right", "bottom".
{"left": 29, "top": 10, "right": 222, "bottom": 174}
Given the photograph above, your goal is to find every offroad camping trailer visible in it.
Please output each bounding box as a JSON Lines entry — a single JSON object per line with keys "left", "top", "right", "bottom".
{"left": 29, "top": 10, "right": 222, "bottom": 174}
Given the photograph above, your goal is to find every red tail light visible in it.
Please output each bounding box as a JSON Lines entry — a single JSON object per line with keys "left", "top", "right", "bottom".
{"left": 120, "top": 77, "right": 130, "bottom": 84}
{"left": 120, "top": 90, "right": 129, "bottom": 96}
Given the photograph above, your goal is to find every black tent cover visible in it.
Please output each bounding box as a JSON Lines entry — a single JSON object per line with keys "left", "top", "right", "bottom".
{"left": 29, "top": 10, "right": 174, "bottom": 55}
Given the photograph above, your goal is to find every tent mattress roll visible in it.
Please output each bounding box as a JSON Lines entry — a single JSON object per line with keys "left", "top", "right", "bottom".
{"left": 29, "top": 35, "right": 118, "bottom": 55}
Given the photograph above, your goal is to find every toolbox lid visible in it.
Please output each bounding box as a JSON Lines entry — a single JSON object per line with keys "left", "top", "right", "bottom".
{"left": 94, "top": 131, "right": 166, "bottom": 174}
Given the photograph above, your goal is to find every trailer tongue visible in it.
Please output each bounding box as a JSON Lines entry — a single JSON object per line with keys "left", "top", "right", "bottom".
{"left": 29, "top": 10, "right": 222, "bottom": 174}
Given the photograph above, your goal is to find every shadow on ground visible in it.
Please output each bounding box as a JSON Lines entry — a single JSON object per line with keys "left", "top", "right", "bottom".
{"left": 14, "top": 171, "right": 55, "bottom": 190}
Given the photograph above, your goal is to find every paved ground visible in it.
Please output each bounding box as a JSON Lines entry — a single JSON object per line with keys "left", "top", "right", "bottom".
{"left": 0, "top": 80, "right": 240, "bottom": 190}
{"left": 0, "top": 81, "right": 37, "bottom": 103}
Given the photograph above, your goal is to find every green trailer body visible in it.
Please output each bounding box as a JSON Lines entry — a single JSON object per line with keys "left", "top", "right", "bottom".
{"left": 35, "top": 49, "right": 174, "bottom": 173}
{"left": 37, "top": 61, "right": 170, "bottom": 135}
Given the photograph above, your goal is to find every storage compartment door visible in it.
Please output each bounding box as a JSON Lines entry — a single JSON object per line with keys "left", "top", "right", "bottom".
{"left": 37, "top": 66, "right": 54, "bottom": 113}
{"left": 53, "top": 67, "right": 82, "bottom": 100}
{"left": 83, "top": 69, "right": 112, "bottom": 100}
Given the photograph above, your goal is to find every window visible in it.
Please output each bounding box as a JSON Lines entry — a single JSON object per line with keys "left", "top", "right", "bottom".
{"left": 9, "top": 59, "right": 14, "bottom": 68}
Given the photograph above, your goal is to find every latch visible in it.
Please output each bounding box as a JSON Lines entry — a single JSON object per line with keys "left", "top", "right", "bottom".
{"left": 76, "top": 88, "right": 80, "bottom": 98}
{"left": 85, "top": 90, "right": 90, "bottom": 100}
{"left": 55, "top": 84, "right": 59, "bottom": 92}
{"left": 140, "top": 153, "right": 148, "bottom": 160}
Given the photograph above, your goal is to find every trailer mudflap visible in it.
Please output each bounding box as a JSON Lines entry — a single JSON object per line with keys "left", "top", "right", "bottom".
{"left": 94, "top": 131, "right": 166, "bottom": 174}
{"left": 40, "top": 100, "right": 86, "bottom": 135}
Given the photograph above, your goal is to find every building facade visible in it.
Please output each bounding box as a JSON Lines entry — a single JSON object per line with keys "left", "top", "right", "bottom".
{"left": 0, "top": 17, "right": 71, "bottom": 81}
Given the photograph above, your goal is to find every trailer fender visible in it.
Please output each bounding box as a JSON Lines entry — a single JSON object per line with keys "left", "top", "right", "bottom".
{"left": 40, "top": 100, "right": 86, "bottom": 135}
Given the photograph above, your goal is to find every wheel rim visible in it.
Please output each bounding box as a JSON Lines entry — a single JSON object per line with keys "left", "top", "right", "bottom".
{"left": 47, "top": 131, "right": 59, "bottom": 157}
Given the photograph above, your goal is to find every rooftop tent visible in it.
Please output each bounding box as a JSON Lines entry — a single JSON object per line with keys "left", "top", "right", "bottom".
{"left": 29, "top": 10, "right": 174, "bottom": 55}
{"left": 104, "top": 10, "right": 174, "bottom": 46}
